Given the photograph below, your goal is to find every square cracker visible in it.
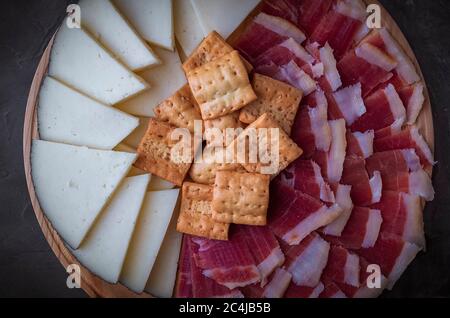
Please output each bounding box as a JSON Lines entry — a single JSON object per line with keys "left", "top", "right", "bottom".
{"left": 204, "top": 112, "right": 245, "bottom": 146}
{"left": 212, "top": 171, "right": 270, "bottom": 226}
{"left": 187, "top": 50, "right": 257, "bottom": 120}
{"left": 227, "top": 113, "right": 303, "bottom": 176}
{"left": 183, "top": 31, "right": 253, "bottom": 74}
{"left": 154, "top": 84, "right": 202, "bottom": 133}
{"left": 239, "top": 74, "right": 303, "bottom": 134}
{"left": 177, "top": 182, "right": 229, "bottom": 240}
{"left": 135, "top": 118, "right": 195, "bottom": 186}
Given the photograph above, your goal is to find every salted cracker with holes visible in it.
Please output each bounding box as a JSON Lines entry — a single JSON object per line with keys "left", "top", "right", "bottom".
{"left": 135, "top": 118, "right": 195, "bottom": 186}
{"left": 154, "top": 84, "right": 202, "bottom": 133}
{"left": 212, "top": 171, "right": 270, "bottom": 226}
{"left": 239, "top": 74, "right": 303, "bottom": 134}
{"left": 177, "top": 182, "right": 229, "bottom": 240}
{"left": 204, "top": 112, "right": 245, "bottom": 146}
{"left": 187, "top": 51, "right": 257, "bottom": 120}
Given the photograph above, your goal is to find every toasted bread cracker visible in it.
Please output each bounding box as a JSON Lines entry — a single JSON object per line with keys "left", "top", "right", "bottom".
{"left": 227, "top": 113, "right": 303, "bottom": 176}
{"left": 212, "top": 171, "right": 270, "bottom": 226}
{"left": 239, "top": 74, "right": 303, "bottom": 134}
{"left": 154, "top": 84, "right": 202, "bottom": 133}
{"left": 135, "top": 118, "right": 195, "bottom": 186}
{"left": 187, "top": 51, "right": 257, "bottom": 120}
{"left": 183, "top": 31, "right": 253, "bottom": 73}
{"left": 204, "top": 112, "right": 245, "bottom": 146}
{"left": 177, "top": 182, "right": 229, "bottom": 240}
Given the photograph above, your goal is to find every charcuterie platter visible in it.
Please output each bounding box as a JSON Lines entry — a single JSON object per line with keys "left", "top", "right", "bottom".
{"left": 24, "top": 0, "right": 434, "bottom": 298}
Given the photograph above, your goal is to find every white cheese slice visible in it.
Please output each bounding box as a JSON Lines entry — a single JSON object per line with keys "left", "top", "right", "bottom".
{"left": 116, "top": 47, "right": 186, "bottom": 116}
{"left": 191, "top": 0, "right": 260, "bottom": 39}
{"left": 114, "top": 0, "right": 174, "bottom": 51}
{"left": 145, "top": 203, "right": 182, "bottom": 298}
{"left": 38, "top": 76, "right": 139, "bottom": 150}
{"left": 79, "top": 0, "right": 160, "bottom": 71}
{"left": 174, "top": 0, "right": 206, "bottom": 56}
{"left": 71, "top": 174, "right": 150, "bottom": 283}
{"left": 31, "top": 140, "right": 137, "bottom": 249}
{"left": 120, "top": 189, "right": 180, "bottom": 293}
{"left": 48, "top": 19, "right": 148, "bottom": 105}
{"left": 123, "top": 117, "right": 149, "bottom": 149}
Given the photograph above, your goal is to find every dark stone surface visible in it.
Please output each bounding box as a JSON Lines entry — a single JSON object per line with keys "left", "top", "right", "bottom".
{"left": 0, "top": 0, "right": 449, "bottom": 298}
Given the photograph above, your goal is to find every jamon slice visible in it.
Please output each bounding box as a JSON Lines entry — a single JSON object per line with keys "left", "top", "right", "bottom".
{"left": 325, "top": 206, "right": 383, "bottom": 249}
{"left": 374, "top": 126, "right": 435, "bottom": 166}
{"left": 327, "top": 83, "right": 366, "bottom": 126}
{"left": 297, "top": 0, "right": 334, "bottom": 35}
{"left": 235, "top": 226, "right": 285, "bottom": 286}
{"left": 281, "top": 233, "right": 330, "bottom": 287}
{"left": 241, "top": 268, "right": 292, "bottom": 298}
{"left": 366, "top": 149, "right": 421, "bottom": 178}
{"left": 322, "top": 184, "right": 354, "bottom": 236}
{"left": 351, "top": 84, "right": 406, "bottom": 133}
{"left": 374, "top": 119, "right": 403, "bottom": 139}
{"left": 313, "top": 119, "right": 347, "bottom": 183}
{"left": 398, "top": 83, "right": 425, "bottom": 125}
{"left": 371, "top": 191, "right": 425, "bottom": 248}
{"left": 291, "top": 90, "right": 331, "bottom": 157}
{"left": 322, "top": 245, "right": 360, "bottom": 287}
{"left": 235, "top": 13, "right": 306, "bottom": 63}
{"left": 269, "top": 182, "right": 342, "bottom": 245}
{"left": 319, "top": 282, "right": 347, "bottom": 298}
{"left": 280, "top": 159, "right": 335, "bottom": 203}
{"left": 285, "top": 282, "right": 324, "bottom": 298}
{"left": 346, "top": 130, "right": 374, "bottom": 159}
{"left": 381, "top": 169, "right": 434, "bottom": 201}
{"left": 357, "top": 232, "right": 421, "bottom": 290}
{"left": 313, "top": 42, "right": 342, "bottom": 92}
{"left": 174, "top": 236, "right": 193, "bottom": 298}
{"left": 310, "top": 0, "right": 367, "bottom": 59}
{"left": 189, "top": 238, "right": 244, "bottom": 298}
{"left": 342, "top": 156, "right": 382, "bottom": 206}
{"left": 192, "top": 236, "right": 260, "bottom": 289}
{"left": 260, "top": 0, "right": 300, "bottom": 28}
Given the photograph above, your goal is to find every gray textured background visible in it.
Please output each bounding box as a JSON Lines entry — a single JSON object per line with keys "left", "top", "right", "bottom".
{"left": 0, "top": 0, "right": 449, "bottom": 298}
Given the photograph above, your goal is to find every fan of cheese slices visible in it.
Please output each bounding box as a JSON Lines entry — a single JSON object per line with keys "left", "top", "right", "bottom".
{"left": 31, "top": 0, "right": 261, "bottom": 297}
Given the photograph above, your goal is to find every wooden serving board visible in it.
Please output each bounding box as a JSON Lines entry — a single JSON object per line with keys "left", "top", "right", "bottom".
{"left": 23, "top": 1, "right": 434, "bottom": 298}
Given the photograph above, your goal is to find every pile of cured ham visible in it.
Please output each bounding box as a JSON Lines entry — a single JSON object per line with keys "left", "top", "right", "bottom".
{"left": 175, "top": 0, "right": 435, "bottom": 298}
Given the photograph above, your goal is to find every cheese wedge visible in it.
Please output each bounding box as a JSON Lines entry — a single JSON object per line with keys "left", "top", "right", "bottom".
{"left": 191, "top": 0, "right": 260, "bottom": 39}
{"left": 145, "top": 202, "right": 182, "bottom": 297}
{"left": 79, "top": 0, "right": 160, "bottom": 71}
{"left": 114, "top": 0, "right": 174, "bottom": 51}
{"left": 123, "top": 117, "right": 149, "bottom": 149}
{"left": 174, "top": 0, "right": 206, "bottom": 56}
{"left": 38, "top": 77, "right": 139, "bottom": 150}
{"left": 116, "top": 47, "right": 186, "bottom": 117}
{"left": 71, "top": 175, "right": 150, "bottom": 283}
{"left": 31, "top": 140, "right": 137, "bottom": 249}
{"left": 48, "top": 19, "right": 148, "bottom": 105}
{"left": 120, "top": 189, "right": 180, "bottom": 293}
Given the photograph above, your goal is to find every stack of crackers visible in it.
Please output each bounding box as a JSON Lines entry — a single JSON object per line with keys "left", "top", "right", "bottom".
{"left": 135, "top": 31, "right": 304, "bottom": 241}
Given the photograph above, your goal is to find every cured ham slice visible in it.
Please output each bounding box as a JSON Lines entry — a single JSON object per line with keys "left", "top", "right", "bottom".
{"left": 235, "top": 226, "right": 285, "bottom": 286}
{"left": 269, "top": 182, "right": 342, "bottom": 245}
{"left": 346, "top": 130, "right": 374, "bottom": 159}
{"left": 322, "top": 245, "right": 360, "bottom": 287}
{"left": 310, "top": 0, "right": 367, "bottom": 59}
{"left": 357, "top": 232, "right": 421, "bottom": 290}
{"left": 320, "top": 282, "right": 347, "bottom": 298}
{"left": 192, "top": 236, "right": 260, "bottom": 289}
{"left": 298, "top": 0, "right": 334, "bottom": 35}
{"left": 397, "top": 83, "right": 425, "bottom": 125}
{"left": 270, "top": 61, "right": 318, "bottom": 95}
{"left": 189, "top": 238, "right": 244, "bottom": 298}
{"left": 236, "top": 13, "right": 307, "bottom": 63}
{"left": 326, "top": 206, "right": 383, "bottom": 249}
{"left": 381, "top": 170, "right": 434, "bottom": 201}
{"left": 371, "top": 191, "right": 425, "bottom": 248}
{"left": 366, "top": 149, "right": 421, "bottom": 178}
{"left": 281, "top": 233, "right": 330, "bottom": 287}
{"left": 285, "top": 282, "right": 324, "bottom": 298}
{"left": 374, "top": 126, "right": 435, "bottom": 166}
{"left": 327, "top": 83, "right": 366, "bottom": 126}
{"left": 260, "top": 0, "right": 300, "bottom": 27}
{"left": 291, "top": 91, "right": 331, "bottom": 157}
{"left": 374, "top": 119, "right": 403, "bottom": 139}
{"left": 174, "top": 236, "right": 193, "bottom": 298}
{"left": 241, "top": 268, "right": 292, "bottom": 298}
{"left": 316, "top": 43, "right": 342, "bottom": 92}
{"left": 322, "top": 184, "right": 354, "bottom": 236}
{"left": 280, "top": 160, "right": 335, "bottom": 203}
{"left": 313, "top": 119, "right": 347, "bottom": 183}
{"left": 342, "top": 156, "right": 382, "bottom": 206}
{"left": 351, "top": 84, "right": 406, "bottom": 133}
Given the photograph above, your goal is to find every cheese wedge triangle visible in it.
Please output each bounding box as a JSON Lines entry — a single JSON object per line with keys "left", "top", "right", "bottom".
{"left": 71, "top": 174, "right": 151, "bottom": 283}
{"left": 48, "top": 18, "right": 148, "bottom": 105}
{"left": 174, "top": 0, "right": 206, "bottom": 56}
{"left": 79, "top": 0, "right": 160, "bottom": 71}
{"left": 120, "top": 189, "right": 180, "bottom": 293}
{"left": 114, "top": 0, "right": 174, "bottom": 51}
{"left": 38, "top": 77, "right": 139, "bottom": 150}
{"left": 31, "top": 140, "right": 137, "bottom": 249}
